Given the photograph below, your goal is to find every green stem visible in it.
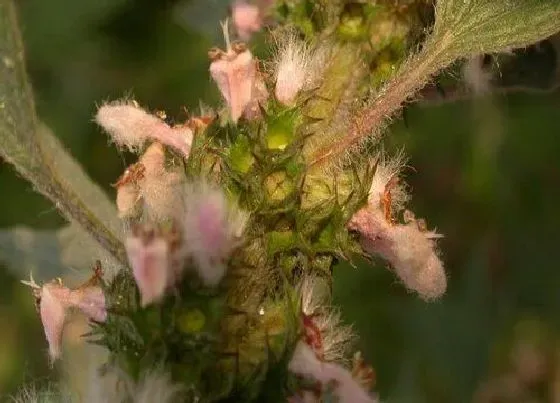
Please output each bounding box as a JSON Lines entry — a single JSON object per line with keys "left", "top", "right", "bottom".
{"left": 309, "top": 32, "right": 453, "bottom": 169}
{"left": 0, "top": 0, "right": 127, "bottom": 267}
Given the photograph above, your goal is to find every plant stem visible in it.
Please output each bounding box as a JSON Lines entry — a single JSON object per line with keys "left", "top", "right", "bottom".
{"left": 309, "top": 33, "right": 453, "bottom": 169}
{"left": 0, "top": 0, "right": 127, "bottom": 267}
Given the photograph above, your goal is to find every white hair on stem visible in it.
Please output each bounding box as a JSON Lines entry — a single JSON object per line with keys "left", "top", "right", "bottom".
{"left": 10, "top": 383, "right": 69, "bottom": 403}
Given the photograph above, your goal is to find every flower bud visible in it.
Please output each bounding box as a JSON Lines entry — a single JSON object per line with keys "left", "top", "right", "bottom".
{"left": 113, "top": 162, "right": 145, "bottom": 218}
{"left": 348, "top": 207, "right": 446, "bottom": 300}
{"left": 274, "top": 37, "right": 310, "bottom": 106}
{"left": 39, "top": 282, "right": 69, "bottom": 362}
{"left": 347, "top": 153, "right": 446, "bottom": 300}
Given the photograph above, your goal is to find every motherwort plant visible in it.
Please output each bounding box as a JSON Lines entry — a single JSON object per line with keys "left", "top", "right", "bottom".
{"left": 2, "top": 0, "right": 560, "bottom": 401}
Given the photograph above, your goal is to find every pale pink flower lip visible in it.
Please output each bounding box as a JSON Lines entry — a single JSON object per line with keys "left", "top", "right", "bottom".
{"left": 182, "top": 183, "right": 248, "bottom": 287}
{"left": 209, "top": 45, "right": 257, "bottom": 123}
{"left": 125, "top": 227, "right": 171, "bottom": 307}
{"left": 209, "top": 21, "right": 268, "bottom": 122}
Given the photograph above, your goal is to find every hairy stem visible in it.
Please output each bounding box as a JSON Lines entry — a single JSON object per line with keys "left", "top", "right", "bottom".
{"left": 0, "top": 0, "right": 126, "bottom": 267}
{"left": 309, "top": 32, "right": 453, "bottom": 168}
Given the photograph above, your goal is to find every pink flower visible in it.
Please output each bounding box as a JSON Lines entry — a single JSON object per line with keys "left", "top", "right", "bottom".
{"left": 182, "top": 184, "right": 247, "bottom": 286}
{"left": 70, "top": 285, "right": 107, "bottom": 323}
{"left": 137, "top": 143, "right": 184, "bottom": 221}
{"left": 209, "top": 23, "right": 267, "bottom": 122}
{"left": 113, "top": 143, "right": 184, "bottom": 221}
{"left": 347, "top": 154, "right": 446, "bottom": 300}
{"left": 232, "top": 1, "right": 262, "bottom": 41}
{"left": 96, "top": 101, "right": 193, "bottom": 158}
{"left": 21, "top": 270, "right": 107, "bottom": 362}
{"left": 38, "top": 282, "right": 69, "bottom": 362}
{"left": 125, "top": 227, "right": 171, "bottom": 307}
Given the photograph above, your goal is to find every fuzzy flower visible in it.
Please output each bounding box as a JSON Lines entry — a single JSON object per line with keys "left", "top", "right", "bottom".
{"left": 209, "top": 22, "right": 267, "bottom": 122}
{"left": 232, "top": 1, "right": 262, "bottom": 41}
{"left": 114, "top": 162, "right": 144, "bottom": 219}
{"left": 289, "top": 341, "right": 377, "bottom": 403}
{"left": 347, "top": 154, "right": 446, "bottom": 300}
{"left": 96, "top": 100, "right": 193, "bottom": 157}
{"left": 21, "top": 271, "right": 106, "bottom": 362}
{"left": 138, "top": 142, "right": 184, "bottom": 221}
{"left": 274, "top": 35, "right": 311, "bottom": 106}
{"left": 273, "top": 33, "right": 331, "bottom": 106}
{"left": 114, "top": 143, "right": 184, "bottom": 221}
{"left": 182, "top": 184, "right": 248, "bottom": 286}
{"left": 125, "top": 226, "right": 171, "bottom": 307}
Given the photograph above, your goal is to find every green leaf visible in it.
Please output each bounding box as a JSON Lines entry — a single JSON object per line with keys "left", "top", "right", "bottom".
{"left": 433, "top": 0, "right": 560, "bottom": 61}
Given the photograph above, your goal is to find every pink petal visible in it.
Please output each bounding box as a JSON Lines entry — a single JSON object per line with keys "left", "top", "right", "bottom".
{"left": 210, "top": 49, "right": 257, "bottom": 122}
{"left": 39, "top": 283, "right": 71, "bottom": 362}
{"left": 126, "top": 233, "right": 170, "bottom": 307}
{"left": 71, "top": 286, "right": 107, "bottom": 323}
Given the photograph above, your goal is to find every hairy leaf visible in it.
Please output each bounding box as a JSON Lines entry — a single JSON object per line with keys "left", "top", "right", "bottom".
{"left": 434, "top": 0, "right": 560, "bottom": 60}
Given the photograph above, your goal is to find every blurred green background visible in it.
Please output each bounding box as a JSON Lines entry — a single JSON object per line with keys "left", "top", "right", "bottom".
{"left": 2, "top": 1, "right": 560, "bottom": 402}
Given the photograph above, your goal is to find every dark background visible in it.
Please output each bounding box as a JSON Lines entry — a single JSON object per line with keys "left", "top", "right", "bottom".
{"left": 2, "top": 1, "right": 560, "bottom": 401}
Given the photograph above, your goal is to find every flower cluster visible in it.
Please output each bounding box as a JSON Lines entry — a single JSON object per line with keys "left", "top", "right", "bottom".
{"left": 18, "top": 5, "right": 447, "bottom": 401}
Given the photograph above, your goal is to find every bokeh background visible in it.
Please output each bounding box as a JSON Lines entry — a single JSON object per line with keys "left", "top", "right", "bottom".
{"left": 2, "top": 1, "right": 560, "bottom": 402}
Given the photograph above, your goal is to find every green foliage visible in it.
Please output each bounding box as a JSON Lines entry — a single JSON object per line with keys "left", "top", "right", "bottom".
{"left": 433, "top": 0, "right": 560, "bottom": 59}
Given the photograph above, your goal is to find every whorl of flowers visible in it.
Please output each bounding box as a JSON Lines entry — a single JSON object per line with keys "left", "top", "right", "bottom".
{"left": 16, "top": 3, "right": 450, "bottom": 401}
